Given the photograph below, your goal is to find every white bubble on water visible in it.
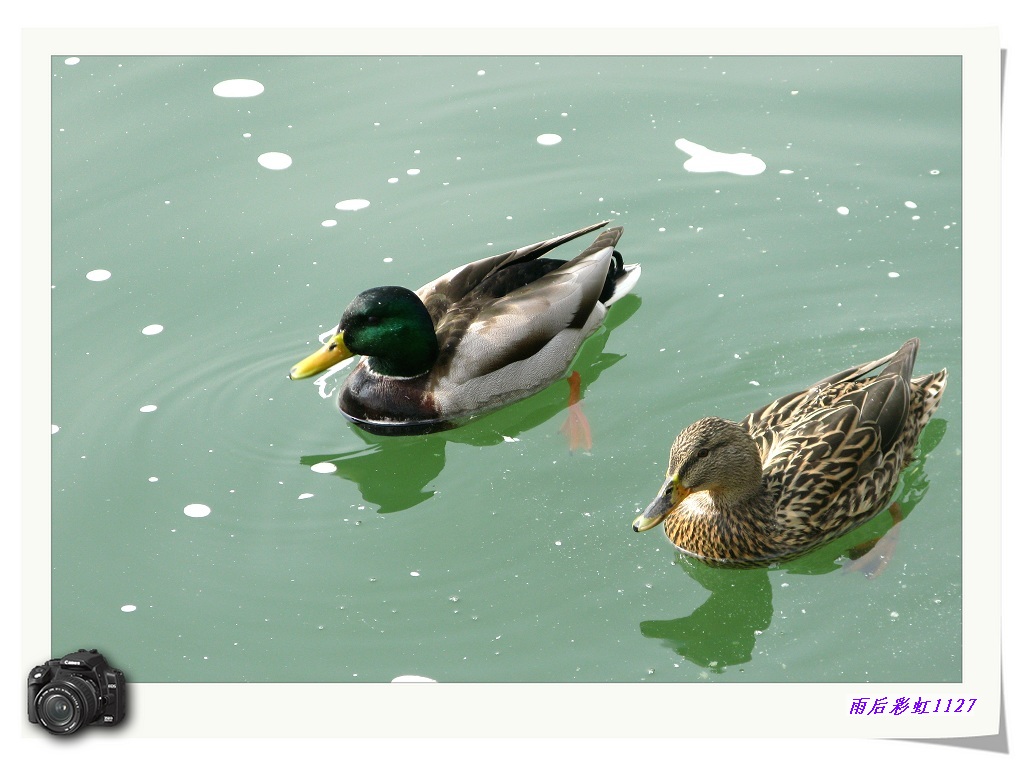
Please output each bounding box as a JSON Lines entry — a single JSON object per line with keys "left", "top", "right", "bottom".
{"left": 311, "top": 462, "right": 337, "bottom": 474}
{"left": 258, "top": 152, "right": 292, "bottom": 170}
{"left": 65, "top": 57, "right": 81, "bottom": 66}
{"left": 142, "top": 324, "right": 164, "bottom": 335}
{"left": 121, "top": 604, "right": 137, "bottom": 613}
{"left": 537, "top": 133, "right": 562, "bottom": 146}
{"left": 213, "top": 79, "right": 265, "bottom": 98}
{"left": 86, "top": 269, "right": 111, "bottom": 281}
{"left": 140, "top": 404, "right": 158, "bottom": 413}
{"left": 336, "top": 199, "right": 370, "bottom": 211}
{"left": 184, "top": 503, "right": 211, "bottom": 518}
{"left": 837, "top": 206, "right": 850, "bottom": 216}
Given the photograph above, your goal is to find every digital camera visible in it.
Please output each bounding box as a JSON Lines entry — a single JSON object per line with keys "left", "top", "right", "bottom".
{"left": 27, "top": 649, "right": 126, "bottom": 735}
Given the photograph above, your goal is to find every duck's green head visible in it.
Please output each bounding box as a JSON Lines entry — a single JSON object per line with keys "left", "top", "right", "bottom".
{"left": 289, "top": 286, "right": 439, "bottom": 380}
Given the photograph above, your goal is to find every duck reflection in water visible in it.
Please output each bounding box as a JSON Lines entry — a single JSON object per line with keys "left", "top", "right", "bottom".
{"left": 300, "top": 296, "right": 640, "bottom": 514}
{"left": 639, "top": 418, "right": 945, "bottom": 672}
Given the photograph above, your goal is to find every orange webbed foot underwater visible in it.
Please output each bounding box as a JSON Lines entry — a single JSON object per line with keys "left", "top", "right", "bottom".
{"left": 560, "top": 371, "right": 592, "bottom": 453}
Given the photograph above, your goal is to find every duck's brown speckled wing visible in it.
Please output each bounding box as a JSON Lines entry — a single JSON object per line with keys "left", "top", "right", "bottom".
{"left": 760, "top": 400, "right": 886, "bottom": 541}
{"left": 752, "top": 339, "right": 920, "bottom": 544}
{"left": 742, "top": 340, "right": 915, "bottom": 453}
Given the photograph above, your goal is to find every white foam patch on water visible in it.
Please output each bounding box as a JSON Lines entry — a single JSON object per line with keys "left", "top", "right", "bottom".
{"left": 322, "top": 220, "right": 338, "bottom": 227}
{"left": 318, "top": 325, "right": 341, "bottom": 344}
{"left": 184, "top": 503, "right": 211, "bottom": 518}
{"left": 86, "top": 269, "right": 111, "bottom": 281}
{"left": 258, "top": 152, "right": 292, "bottom": 170}
{"left": 121, "top": 604, "right": 137, "bottom": 613}
{"left": 303, "top": 338, "right": 355, "bottom": 399}
{"left": 65, "top": 57, "right": 80, "bottom": 66}
{"left": 391, "top": 675, "right": 437, "bottom": 683}
{"left": 888, "top": 272, "right": 900, "bottom": 278}
{"left": 213, "top": 79, "right": 265, "bottom": 98}
{"left": 298, "top": 493, "right": 314, "bottom": 500}
{"left": 142, "top": 324, "right": 164, "bottom": 335}
{"left": 537, "top": 133, "right": 562, "bottom": 145}
{"left": 406, "top": 168, "right": 420, "bottom": 176}
{"left": 311, "top": 462, "right": 337, "bottom": 474}
{"left": 139, "top": 404, "right": 158, "bottom": 413}
{"left": 674, "top": 137, "right": 766, "bottom": 176}
{"left": 904, "top": 200, "right": 918, "bottom": 209}
{"left": 336, "top": 199, "right": 370, "bottom": 211}
{"left": 52, "top": 425, "right": 60, "bottom": 434}
{"left": 837, "top": 206, "right": 850, "bottom": 215}
{"left": 148, "top": 477, "right": 159, "bottom": 482}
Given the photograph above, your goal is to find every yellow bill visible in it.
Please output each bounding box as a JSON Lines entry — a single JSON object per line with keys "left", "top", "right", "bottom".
{"left": 289, "top": 332, "right": 353, "bottom": 380}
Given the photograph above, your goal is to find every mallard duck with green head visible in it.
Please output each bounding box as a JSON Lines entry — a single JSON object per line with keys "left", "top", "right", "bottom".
{"left": 633, "top": 338, "right": 946, "bottom": 567}
{"left": 290, "top": 221, "right": 640, "bottom": 435}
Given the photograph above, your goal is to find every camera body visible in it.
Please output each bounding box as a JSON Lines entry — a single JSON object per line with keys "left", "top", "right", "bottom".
{"left": 27, "top": 649, "right": 126, "bottom": 735}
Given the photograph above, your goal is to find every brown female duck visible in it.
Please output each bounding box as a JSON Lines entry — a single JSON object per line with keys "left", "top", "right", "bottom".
{"left": 633, "top": 338, "right": 947, "bottom": 567}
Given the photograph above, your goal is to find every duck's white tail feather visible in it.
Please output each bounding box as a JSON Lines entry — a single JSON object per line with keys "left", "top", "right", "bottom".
{"left": 604, "top": 263, "right": 641, "bottom": 306}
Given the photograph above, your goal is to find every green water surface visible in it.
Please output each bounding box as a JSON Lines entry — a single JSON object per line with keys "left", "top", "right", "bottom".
{"left": 50, "top": 54, "right": 962, "bottom": 683}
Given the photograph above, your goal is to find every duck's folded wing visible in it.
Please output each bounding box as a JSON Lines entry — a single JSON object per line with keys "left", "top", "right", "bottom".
{"left": 416, "top": 221, "right": 609, "bottom": 320}
{"left": 764, "top": 404, "right": 884, "bottom": 534}
{"left": 438, "top": 244, "right": 615, "bottom": 385}
{"left": 743, "top": 338, "right": 918, "bottom": 445}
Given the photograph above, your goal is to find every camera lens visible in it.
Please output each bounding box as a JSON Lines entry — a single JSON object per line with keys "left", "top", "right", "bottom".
{"left": 40, "top": 693, "right": 75, "bottom": 727}
{"left": 34, "top": 676, "right": 99, "bottom": 735}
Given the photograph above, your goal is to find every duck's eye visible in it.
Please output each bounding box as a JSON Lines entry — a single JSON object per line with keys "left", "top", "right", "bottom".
{"left": 697, "top": 448, "right": 710, "bottom": 458}
{"left": 363, "top": 315, "right": 381, "bottom": 326}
